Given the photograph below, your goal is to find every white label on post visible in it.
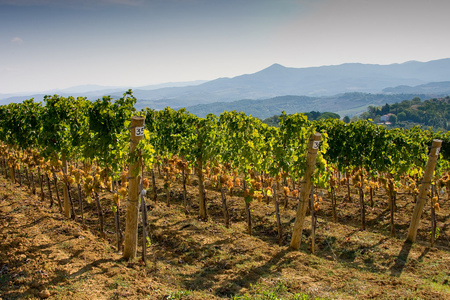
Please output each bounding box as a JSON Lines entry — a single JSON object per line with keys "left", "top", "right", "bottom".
{"left": 135, "top": 126, "right": 145, "bottom": 137}
{"left": 312, "top": 141, "right": 320, "bottom": 150}
{"left": 436, "top": 147, "right": 441, "bottom": 156}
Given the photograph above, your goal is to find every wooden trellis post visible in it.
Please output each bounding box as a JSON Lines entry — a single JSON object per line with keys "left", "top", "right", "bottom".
{"left": 406, "top": 139, "right": 442, "bottom": 243}
{"left": 123, "top": 116, "right": 145, "bottom": 260}
{"left": 290, "top": 132, "right": 321, "bottom": 250}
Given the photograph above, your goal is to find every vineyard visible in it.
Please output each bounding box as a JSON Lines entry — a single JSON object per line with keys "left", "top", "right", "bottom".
{"left": 1, "top": 91, "right": 450, "bottom": 299}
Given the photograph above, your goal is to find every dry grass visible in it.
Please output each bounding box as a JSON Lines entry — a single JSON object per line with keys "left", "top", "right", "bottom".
{"left": 0, "top": 172, "right": 449, "bottom": 299}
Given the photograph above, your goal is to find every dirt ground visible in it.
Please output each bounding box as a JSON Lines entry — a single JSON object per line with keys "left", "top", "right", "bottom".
{"left": 1, "top": 172, "right": 450, "bottom": 299}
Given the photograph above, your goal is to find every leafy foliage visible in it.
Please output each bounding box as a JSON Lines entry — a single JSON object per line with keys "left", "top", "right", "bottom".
{"left": 360, "top": 96, "right": 450, "bottom": 132}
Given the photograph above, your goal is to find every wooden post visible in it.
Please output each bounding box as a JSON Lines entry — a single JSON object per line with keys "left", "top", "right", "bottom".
{"left": 17, "top": 165, "right": 22, "bottom": 186}
{"left": 220, "top": 186, "right": 230, "bottom": 228}
{"left": 62, "top": 153, "right": 71, "bottom": 218}
{"left": 46, "top": 173, "right": 54, "bottom": 208}
{"left": 388, "top": 178, "right": 396, "bottom": 237}
{"left": 431, "top": 185, "right": 436, "bottom": 248}
{"left": 196, "top": 126, "right": 207, "bottom": 221}
{"left": 140, "top": 162, "right": 149, "bottom": 264}
{"left": 38, "top": 167, "right": 45, "bottom": 203}
{"left": 274, "top": 183, "right": 282, "bottom": 245}
{"left": 76, "top": 183, "right": 83, "bottom": 224}
{"left": 310, "top": 185, "right": 316, "bottom": 254}
{"left": 243, "top": 176, "right": 252, "bottom": 235}
{"left": 359, "top": 171, "right": 366, "bottom": 230}
{"left": 406, "top": 139, "right": 442, "bottom": 243}
{"left": 53, "top": 173, "right": 63, "bottom": 213}
{"left": 9, "top": 162, "right": 15, "bottom": 183}
{"left": 151, "top": 168, "right": 157, "bottom": 202}
{"left": 290, "top": 132, "right": 321, "bottom": 250}
{"left": 182, "top": 168, "right": 188, "bottom": 212}
{"left": 123, "top": 116, "right": 145, "bottom": 260}
{"left": 331, "top": 184, "right": 337, "bottom": 222}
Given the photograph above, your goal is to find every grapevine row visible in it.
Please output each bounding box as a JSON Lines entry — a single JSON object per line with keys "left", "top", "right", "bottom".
{"left": 0, "top": 92, "right": 448, "bottom": 257}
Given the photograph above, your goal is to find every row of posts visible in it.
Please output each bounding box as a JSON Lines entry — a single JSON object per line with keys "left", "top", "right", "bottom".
{"left": 122, "top": 116, "right": 442, "bottom": 260}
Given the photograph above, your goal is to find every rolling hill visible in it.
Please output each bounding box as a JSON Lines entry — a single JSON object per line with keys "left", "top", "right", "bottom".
{"left": 183, "top": 93, "right": 430, "bottom": 119}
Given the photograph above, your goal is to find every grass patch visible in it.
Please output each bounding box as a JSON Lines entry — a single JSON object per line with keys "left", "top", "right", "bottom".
{"left": 164, "top": 289, "right": 193, "bottom": 299}
{"left": 231, "top": 281, "right": 326, "bottom": 300}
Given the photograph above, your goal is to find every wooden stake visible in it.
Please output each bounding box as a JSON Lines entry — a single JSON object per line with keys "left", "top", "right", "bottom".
{"left": 196, "top": 126, "right": 207, "bottom": 221}
{"left": 46, "top": 173, "right": 54, "bottom": 208}
{"left": 94, "top": 192, "right": 105, "bottom": 238}
{"left": 62, "top": 153, "right": 70, "bottom": 218}
{"left": 359, "top": 171, "right": 366, "bottom": 230}
{"left": 274, "top": 184, "right": 282, "bottom": 245}
{"left": 406, "top": 139, "right": 442, "bottom": 243}
{"left": 67, "top": 182, "right": 76, "bottom": 220}
{"left": 151, "top": 168, "right": 157, "bottom": 203}
{"left": 53, "top": 173, "right": 63, "bottom": 214}
{"left": 310, "top": 185, "right": 316, "bottom": 254}
{"left": 331, "top": 185, "right": 337, "bottom": 222}
{"left": 77, "top": 183, "right": 84, "bottom": 224}
{"left": 31, "top": 172, "right": 36, "bottom": 194}
{"left": 17, "top": 165, "right": 22, "bottom": 186}
{"left": 243, "top": 176, "right": 252, "bottom": 235}
{"left": 39, "top": 168, "right": 45, "bottom": 203}
{"left": 431, "top": 185, "right": 436, "bottom": 248}
{"left": 182, "top": 168, "right": 188, "bottom": 213}
{"left": 123, "top": 116, "right": 145, "bottom": 260}
{"left": 220, "top": 186, "right": 230, "bottom": 228}
{"left": 9, "top": 162, "right": 15, "bottom": 183}
{"left": 290, "top": 132, "right": 321, "bottom": 250}
{"left": 140, "top": 161, "right": 149, "bottom": 264}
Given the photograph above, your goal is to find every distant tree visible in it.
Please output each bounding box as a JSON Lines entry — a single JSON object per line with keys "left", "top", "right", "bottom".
{"left": 397, "top": 112, "right": 406, "bottom": 121}
{"left": 412, "top": 97, "right": 421, "bottom": 104}
{"left": 368, "top": 105, "right": 381, "bottom": 116}
{"left": 318, "top": 112, "right": 340, "bottom": 120}
{"left": 400, "top": 99, "right": 411, "bottom": 108}
{"left": 262, "top": 115, "right": 281, "bottom": 127}
{"left": 304, "top": 111, "right": 321, "bottom": 120}
{"left": 343, "top": 116, "right": 350, "bottom": 123}
{"left": 381, "top": 103, "right": 390, "bottom": 115}
{"left": 389, "top": 114, "right": 397, "bottom": 125}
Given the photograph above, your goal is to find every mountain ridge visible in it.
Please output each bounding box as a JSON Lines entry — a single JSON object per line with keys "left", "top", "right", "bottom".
{"left": 143, "top": 58, "right": 449, "bottom": 106}
{"left": 1, "top": 59, "right": 450, "bottom": 114}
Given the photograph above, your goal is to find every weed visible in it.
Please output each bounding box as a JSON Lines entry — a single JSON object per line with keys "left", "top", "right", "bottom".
{"left": 291, "top": 293, "right": 310, "bottom": 300}
{"left": 60, "top": 241, "right": 71, "bottom": 249}
{"left": 273, "top": 281, "right": 288, "bottom": 294}
{"left": 165, "top": 289, "right": 192, "bottom": 299}
{"left": 110, "top": 276, "right": 130, "bottom": 289}
{"left": 429, "top": 227, "right": 441, "bottom": 239}
{"left": 232, "top": 281, "right": 318, "bottom": 300}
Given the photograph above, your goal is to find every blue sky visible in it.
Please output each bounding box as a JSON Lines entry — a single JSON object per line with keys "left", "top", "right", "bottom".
{"left": 1, "top": 0, "right": 449, "bottom": 93}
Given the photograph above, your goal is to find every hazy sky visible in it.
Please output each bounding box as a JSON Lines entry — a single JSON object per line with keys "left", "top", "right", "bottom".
{"left": 1, "top": 0, "right": 449, "bottom": 94}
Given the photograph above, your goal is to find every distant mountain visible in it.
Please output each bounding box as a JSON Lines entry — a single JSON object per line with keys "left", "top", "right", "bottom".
{"left": 0, "top": 80, "right": 208, "bottom": 105}
{"left": 382, "top": 81, "right": 450, "bottom": 94}
{"left": 136, "top": 80, "right": 208, "bottom": 90}
{"left": 184, "top": 93, "right": 430, "bottom": 119}
{"left": 0, "top": 94, "right": 47, "bottom": 105}
{"left": 2, "top": 59, "right": 450, "bottom": 116}
{"left": 126, "top": 58, "right": 450, "bottom": 109}
{"left": 51, "top": 84, "right": 126, "bottom": 94}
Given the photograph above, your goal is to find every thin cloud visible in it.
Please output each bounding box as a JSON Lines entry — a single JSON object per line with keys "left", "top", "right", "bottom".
{"left": 11, "top": 37, "right": 24, "bottom": 44}
{"left": 0, "top": 0, "right": 52, "bottom": 5}
{"left": 0, "top": 0, "right": 144, "bottom": 6}
{"left": 100, "top": 0, "right": 144, "bottom": 5}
